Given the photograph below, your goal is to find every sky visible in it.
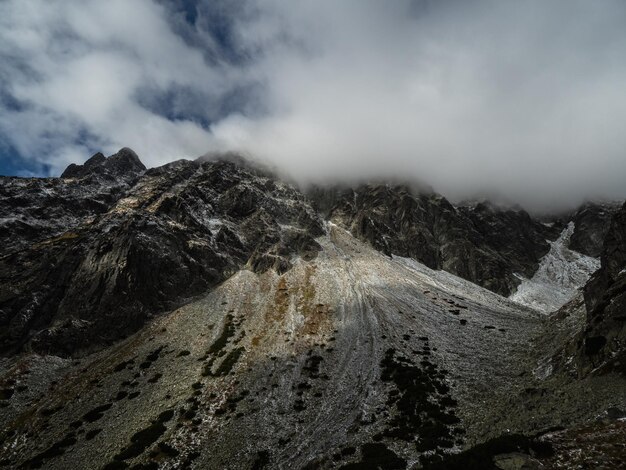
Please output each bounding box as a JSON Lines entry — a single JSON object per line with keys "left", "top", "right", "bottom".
{"left": 1, "top": 0, "right": 626, "bottom": 209}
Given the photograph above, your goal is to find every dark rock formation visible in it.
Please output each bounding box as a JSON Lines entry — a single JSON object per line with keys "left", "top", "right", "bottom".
{"left": 0, "top": 151, "right": 323, "bottom": 356}
{"left": 312, "top": 185, "right": 559, "bottom": 296}
{"left": 569, "top": 202, "right": 620, "bottom": 257}
{"left": 460, "top": 201, "right": 563, "bottom": 279}
{"left": 60, "top": 147, "right": 145, "bottom": 179}
{"left": 0, "top": 149, "right": 145, "bottom": 255}
{"left": 577, "top": 201, "right": 626, "bottom": 375}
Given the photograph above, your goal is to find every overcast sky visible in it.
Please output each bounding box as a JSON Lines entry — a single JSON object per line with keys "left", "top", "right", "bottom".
{"left": 1, "top": 0, "right": 626, "bottom": 209}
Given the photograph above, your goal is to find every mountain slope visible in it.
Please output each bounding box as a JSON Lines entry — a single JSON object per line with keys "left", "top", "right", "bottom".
{"left": 0, "top": 150, "right": 624, "bottom": 469}
{"left": 0, "top": 154, "right": 323, "bottom": 356}
{"left": 310, "top": 185, "right": 560, "bottom": 296}
{"left": 1, "top": 225, "right": 623, "bottom": 469}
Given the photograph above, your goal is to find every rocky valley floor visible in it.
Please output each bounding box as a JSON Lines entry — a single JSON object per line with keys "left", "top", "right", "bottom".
{"left": 1, "top": 224, "right": 624, "bottom": 469}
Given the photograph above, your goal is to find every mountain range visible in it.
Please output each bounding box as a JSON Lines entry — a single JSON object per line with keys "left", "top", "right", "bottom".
{"left": 0, "top": 149, "right": 624, "bottom": 469}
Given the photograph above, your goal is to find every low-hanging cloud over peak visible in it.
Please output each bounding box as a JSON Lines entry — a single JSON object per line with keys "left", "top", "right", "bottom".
{"left": 1, "top": 0, "right": 626, "bottom": 210}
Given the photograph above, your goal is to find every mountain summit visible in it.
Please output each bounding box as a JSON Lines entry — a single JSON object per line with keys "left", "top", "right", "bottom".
{"left": 60, "top": 148, "right": 146, "bottom": 179}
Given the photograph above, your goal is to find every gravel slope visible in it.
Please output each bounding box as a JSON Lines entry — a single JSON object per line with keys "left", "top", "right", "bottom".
{"left": 0, "top": 225, "right": 623, "bottom": 469}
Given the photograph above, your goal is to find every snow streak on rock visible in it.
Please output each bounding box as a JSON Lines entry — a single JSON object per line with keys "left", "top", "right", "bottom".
{"left": 510, "top": 222, "right": 600, "bottom": 313}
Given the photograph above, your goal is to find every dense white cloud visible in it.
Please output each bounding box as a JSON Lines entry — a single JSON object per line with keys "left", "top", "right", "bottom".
{"left": 0, "top": 0, "right": 238, "bottom": 169}
{"left": 1, "top": 0, "right": 626, "bottom": 209}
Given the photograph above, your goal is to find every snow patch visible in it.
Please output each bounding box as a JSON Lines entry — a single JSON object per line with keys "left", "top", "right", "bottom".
{"left": 509, "top": 222, "right": 599, "bottom": 313}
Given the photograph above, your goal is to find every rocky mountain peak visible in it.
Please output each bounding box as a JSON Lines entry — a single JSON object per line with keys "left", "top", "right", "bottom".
{"left": 83, "top": 152, "right": 106, "bottom": 167}
{"left": 105, "top": 147, "right": 146, "bottom": 174}
{"left": 60, "top": 147, "right": 146, "bottom": 179}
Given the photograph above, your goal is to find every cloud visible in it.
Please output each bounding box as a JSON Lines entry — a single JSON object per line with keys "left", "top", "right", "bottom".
{"left": 1, "top": 0, "right": 626, "bottom": 209}
{"left": 0, "top": 0, "right": 246, "bottom": 170}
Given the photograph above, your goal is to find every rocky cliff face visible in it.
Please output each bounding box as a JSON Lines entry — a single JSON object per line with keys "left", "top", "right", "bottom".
{"left": 0, "top": 148, "right": 145, "bottom": 254}
{"left": 460, "top": 201, "right": 564, "bottom": 282}
{"left": 0, "top": 151, "right": 323, "bottom": 356}
{"left": 311, "top": 185, "right": 560, "bottom": 296}
{"left": 569, "top": 202, "right": 620, "bottom": 257}
{"left": 576, "top": 201, "right": 626, "bottom": 375}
